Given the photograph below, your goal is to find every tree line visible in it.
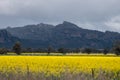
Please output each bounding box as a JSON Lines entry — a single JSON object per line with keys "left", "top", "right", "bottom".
{"left": 0, "top": 41, "right": 120, "bottom": 55}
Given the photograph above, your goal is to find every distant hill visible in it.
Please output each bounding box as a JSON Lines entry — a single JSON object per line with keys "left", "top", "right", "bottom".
{"left": 0, "top": 29, "right": 20, "bottom": 48}
{"left": 5, "top": 21, "right": 120, "bottom": 49}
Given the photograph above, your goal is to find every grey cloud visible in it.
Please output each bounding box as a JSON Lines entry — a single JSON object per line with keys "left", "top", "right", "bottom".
{"left": 105, "top": 15, "right": 120, "bottom": 32}
{"left": 0, "top": 0, "right": 120, "bottom": 32}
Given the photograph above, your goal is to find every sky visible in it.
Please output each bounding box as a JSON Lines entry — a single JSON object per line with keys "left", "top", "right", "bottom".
{"left": 0, "top": 0, "right": 120, "bottom": 32}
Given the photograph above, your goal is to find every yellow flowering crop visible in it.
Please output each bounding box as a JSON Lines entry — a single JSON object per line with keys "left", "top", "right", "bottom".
{"left": 0, "top": 56, "right": 120, "bottom": 76}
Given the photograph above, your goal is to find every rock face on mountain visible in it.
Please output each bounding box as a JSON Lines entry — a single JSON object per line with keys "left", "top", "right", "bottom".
{"left": 6, "top": 21, "right": 120, "bottom": 48}
{"left": 7, "top": 23, "right": 55, "bottom": 41}
{"left": 0, "top": 29, "right": 20, "bottom": 48}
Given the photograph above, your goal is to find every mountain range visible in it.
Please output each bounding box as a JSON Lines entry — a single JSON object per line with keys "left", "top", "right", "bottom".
{"left": 0, "top": 21, "right": 120, "bottom": 49}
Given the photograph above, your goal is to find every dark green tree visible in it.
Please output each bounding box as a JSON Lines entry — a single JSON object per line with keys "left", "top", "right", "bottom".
{"left": 103, "top": 48, "right": 109, "bottom": 55}
{"left": 75, "top": 48, "right": 80, "bottom": 53}
{"left": 58, "top": 48, "right": 67, "bottom": 55}
{"left": 0, "top": 48, "right": 7, "bottom": 55}
{"left": 13, "top": 42, "right": 22, "bottom": 55}
{"left": 84, "top": 48, "right": 92, "bottom": 54}
{"left": 113, "top": 41, "right": 120, "bottom": 56}
{"left": 47, "top": 46, "right": 53, "bottom": 55}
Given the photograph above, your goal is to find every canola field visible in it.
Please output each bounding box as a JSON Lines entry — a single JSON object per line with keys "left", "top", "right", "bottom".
{"left": 0, "top": 56, "right": 120, "bottom": 76}
{"left": 0, "top": 56, "right": 120, "bottom": 74}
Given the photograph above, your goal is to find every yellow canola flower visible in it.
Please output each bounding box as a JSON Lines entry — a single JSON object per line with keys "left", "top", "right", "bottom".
{"left": 0, "top": 56, "right": 119, "bottom": 76}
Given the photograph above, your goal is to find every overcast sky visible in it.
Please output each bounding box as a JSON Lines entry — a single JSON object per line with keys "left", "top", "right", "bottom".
{"left": 0, "top": 0, "right": 120, "bottom": 32}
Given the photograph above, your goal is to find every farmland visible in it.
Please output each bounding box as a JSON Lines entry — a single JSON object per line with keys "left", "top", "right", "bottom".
{"left": 0, "top": 55, "right": 120, "bottom": 80}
